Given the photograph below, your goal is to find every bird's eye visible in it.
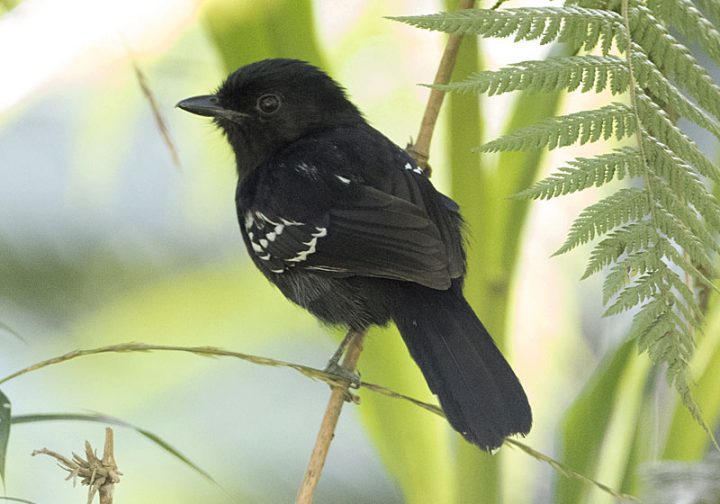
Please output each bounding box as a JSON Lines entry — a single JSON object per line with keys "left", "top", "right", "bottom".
{"left": 256, "top": 94, "right": 281, "bottom": 115}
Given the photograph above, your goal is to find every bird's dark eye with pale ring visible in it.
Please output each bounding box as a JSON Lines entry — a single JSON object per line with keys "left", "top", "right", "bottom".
{"left": 257, "top": 94, "right": 281, "bottom": 115}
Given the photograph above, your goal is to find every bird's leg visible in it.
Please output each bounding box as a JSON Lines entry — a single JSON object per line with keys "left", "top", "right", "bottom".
{"left": 324, "top": 330, "right": 361, "bottom": 389}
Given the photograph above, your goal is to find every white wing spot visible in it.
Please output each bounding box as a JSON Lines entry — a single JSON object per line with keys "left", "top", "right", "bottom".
{"left": 255, "top": 211, "right": 279, "bottom": 226}
{"left": 244, "top": 211, "right": 254, "bottom": 230}
{"left": 405, "top": 161, "right": 422, "bottom": 174}
{"left": 336, "top": 175, "right": 351, "bottom": 184}
{"left": 287, "top": 226, "right": 326, "bottom": 263}
{"left": 274, "top": 224, "right": 285, "bottom": 234}
{"left": 251, "top": 242, "right": 264, "bottom": 253}
{"left": 266, "top": 232, "right": 276, "bottom": 242}
{"left": 259, "top": 238, "right": 268, "bottom": 248}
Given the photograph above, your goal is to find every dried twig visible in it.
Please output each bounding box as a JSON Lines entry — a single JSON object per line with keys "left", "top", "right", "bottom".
{"left": 296, "top": 330, "right": 365, "bottom": 503}
{"left": 130, "top": 59, "right": 182, "bottom": 170}
{"left": 6, "top": 342, "right": 638, "bottom": 501}
{"left": 32, "top": 427, "right": 121, "bottom": 504}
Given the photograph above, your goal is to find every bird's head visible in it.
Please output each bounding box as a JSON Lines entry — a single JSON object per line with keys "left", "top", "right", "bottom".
{"left": 177, "top": 58, "right": 363, "bottom": 175}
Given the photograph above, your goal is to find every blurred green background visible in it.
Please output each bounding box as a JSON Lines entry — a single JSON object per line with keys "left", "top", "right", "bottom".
{"left": 1, "top": 0, "right": 719, "bottom": 503}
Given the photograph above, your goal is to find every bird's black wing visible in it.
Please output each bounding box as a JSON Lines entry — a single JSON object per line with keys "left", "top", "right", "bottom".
{"left": 237, "top": 136, "right": 457, "bottom": 289}
{"left": 242, "top": 181, "right": 452, "bottom": 289}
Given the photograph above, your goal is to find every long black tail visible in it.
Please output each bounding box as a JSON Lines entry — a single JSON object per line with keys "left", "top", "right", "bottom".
{"left": 391, "top": 281, "right": 532, "bottom": 451}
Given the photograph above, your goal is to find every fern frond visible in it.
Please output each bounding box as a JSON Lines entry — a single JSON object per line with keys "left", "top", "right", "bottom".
{"left": 582, "top": 221, "right": 658, "bottom": 278}
{"left": 632, "top": 293, "right": 694, "bottom": 357}
{"left": 517, "top": 147, "right": 641, "bottom": 200}
{"left": 480, "top": 103, "right": 634, "bottom": 152}
{"left": 651, "top": 178, "right": 720, "bottom": 261}
{"left": 643, "top": 136, "right": 720, "bottom": 232}
{"left": 646, "top": 0, "right": 720, "bottom": 66}
{"left": 695, "top": 0, "right": 720, "bottom": 25}
{"left": 393, "top": 0, "right": 720, "bottom": 440}
{"left": 629, "top": 5, "right": 720, "bottom": 120}
{"left": 635, "top": 93, "right": 720, "bottom": 183}
{"left": 389, "top": 7, "right": 624, "bottom": 54}
{"left": 554, "top": 188, "right": 650, "bottom": 255}
{"left": 604, "top": 267, "right": 666, "bottom": 315}
{"left": 434, "top": 56, "right": 629, "bottom": 95}
{"left": 602, "top": 247, "right": 664, "bottom": 303}
{"left": 631, "top": 48, "right": 720, "bottom": 141}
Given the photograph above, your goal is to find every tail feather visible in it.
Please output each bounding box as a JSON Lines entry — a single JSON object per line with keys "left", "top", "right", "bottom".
{"left": 392, "top": 282, "right": 532, "bottom": 451}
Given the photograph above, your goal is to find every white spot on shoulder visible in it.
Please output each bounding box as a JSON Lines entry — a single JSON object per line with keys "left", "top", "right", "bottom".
{"left": 405, "top": 161, "right": 422, "bottom": 174}
{"left": 296, "top": 162, "right": 319, "bottom": 178}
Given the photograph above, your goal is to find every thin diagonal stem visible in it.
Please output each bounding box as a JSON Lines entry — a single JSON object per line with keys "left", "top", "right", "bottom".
{"left": 296, "top": 330, "right": 365, "bottom": 504}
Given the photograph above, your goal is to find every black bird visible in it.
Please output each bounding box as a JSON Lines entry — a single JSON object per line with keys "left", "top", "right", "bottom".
{"left": 177, "top": 58, "right": 531, "bottom": 451}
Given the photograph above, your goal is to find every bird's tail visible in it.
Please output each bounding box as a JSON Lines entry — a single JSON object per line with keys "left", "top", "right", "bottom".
{"left": 391, "top": 282, "right": 531, "bottom": 451}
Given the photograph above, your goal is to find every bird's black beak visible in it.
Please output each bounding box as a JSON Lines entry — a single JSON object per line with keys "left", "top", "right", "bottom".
{"left": 176, "top": 95, "right": 250, "bottom": 123}
{"left": 176, "top": 95, "right": 226, "bottom": 117}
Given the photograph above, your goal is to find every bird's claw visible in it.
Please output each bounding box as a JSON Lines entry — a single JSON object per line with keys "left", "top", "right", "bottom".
{"left": 324, "top": 361, "right": 361, "bottom": 389}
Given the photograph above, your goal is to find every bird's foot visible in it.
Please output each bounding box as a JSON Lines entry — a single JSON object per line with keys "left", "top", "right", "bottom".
{"left": 323, "top": 361, "right": 361, "bottom": 390}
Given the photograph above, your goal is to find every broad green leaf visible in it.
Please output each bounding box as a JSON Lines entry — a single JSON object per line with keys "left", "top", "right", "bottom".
{"left": 443, "top": 32, "right": 502, "bottom": 504}
{"left": 358, "top": 326, "right": 454, "bottom": 504}
{"left": 555, "top": 340, "right": 651, "bottom": 503}
{"left": 11, "top": 412, "right": 213, "bottom": 482}
{"left": 0, "top": 389, "right": 9, "bottom": 482}
{"left": 448, "top": 39, "right": 572, "bottom": 504}
{"left": 203, "top": 0, "right": 324, "bottom": 73}
{"left": 662, "top": 303, "right": 720, "bottom": 460}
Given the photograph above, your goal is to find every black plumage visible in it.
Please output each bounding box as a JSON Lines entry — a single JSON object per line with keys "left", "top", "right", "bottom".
{"left": 177, "top": 58, "right": 531, "bottom": 451}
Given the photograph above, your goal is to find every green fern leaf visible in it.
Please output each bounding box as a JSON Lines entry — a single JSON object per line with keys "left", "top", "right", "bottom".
{"left": 394, "top": 0, "right": 720, "bottom": 442}
{"left": 695, "top": 0, "right": 720, "bottom": 25}
{"left": 604, "top": 267, "right": 666, "bottom": 316}
{"left": 433, "top": 56, "right": 629, "bottom": 95}
{"left": 517, "top": 147, "right": 641, "bottom": 200}
{"left": 654, "top": 207, "right": 716, "bottom": 278}
{"left": 480, "top": 103, "right": 634, "bottom": 152}
{"left": 647, "top": 0, "right": 720, "bottom": 66}
{"left": 635, "top": 93, "right": 720, "bottom": 183}
{"left": 582, "top": 221, "right": 658, "bottom": 278}
{"left": 650, "top": 176, "right": 720, "bottom": 261}
{"left": 602, "top": 247, "right": 664, "bottom": 303}
{"left": 631, "top": 48, "right": 720, "bottom": 141}
{"left": 643, "top": 136, "right": 720, "bottom": 232}
{"left": 554, "top": 187, "right": 650, "bottom": 255}
{"left": 389, "top": 7, "right": 625, "bottom": 54}
{"left": 629, "top": 5, "right": 720, "bottom": 120}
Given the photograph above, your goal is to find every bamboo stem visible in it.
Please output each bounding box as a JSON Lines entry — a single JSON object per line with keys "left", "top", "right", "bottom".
{"left": 296, "top": 330, "right": 365, "bottom": 503}
{"left": 407, "top": 0, "right": 477, "bottom": 172}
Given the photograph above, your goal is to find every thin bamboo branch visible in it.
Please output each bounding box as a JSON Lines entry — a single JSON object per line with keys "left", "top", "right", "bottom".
{"left": 407, "top": 0, "right": 476, "bottom": 172}
{"left": 296, "top": 330, "right": 365, "bottom": 504}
